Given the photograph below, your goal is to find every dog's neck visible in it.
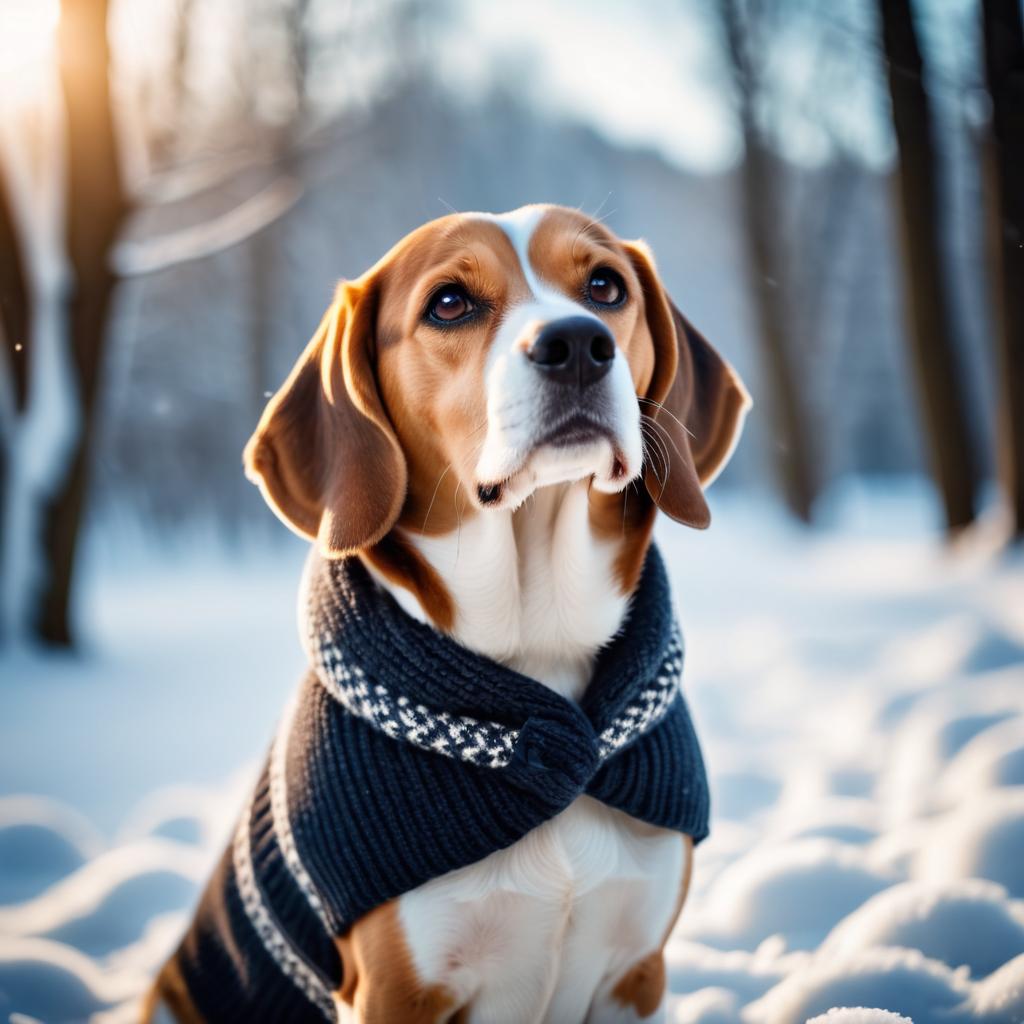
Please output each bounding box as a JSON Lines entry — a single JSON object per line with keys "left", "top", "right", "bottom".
{"left": 363, "top": 481, "right": 636, "bottom": 701}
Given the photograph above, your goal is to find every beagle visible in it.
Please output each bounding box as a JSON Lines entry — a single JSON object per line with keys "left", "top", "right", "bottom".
{"left": 150, "top": 203, "right": 749, "bottom": 1023}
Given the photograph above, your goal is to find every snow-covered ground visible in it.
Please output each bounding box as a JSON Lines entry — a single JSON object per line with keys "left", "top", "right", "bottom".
{"left": 2, "top": 484, "right": 1023, "bottom": 1023}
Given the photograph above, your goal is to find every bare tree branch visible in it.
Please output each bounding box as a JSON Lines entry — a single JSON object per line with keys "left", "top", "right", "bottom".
{"left": 112, "top": 176, "right": 303, "bottom": 277}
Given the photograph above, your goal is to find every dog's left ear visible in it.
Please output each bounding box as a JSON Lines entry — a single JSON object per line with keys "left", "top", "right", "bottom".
{"left": 243, "top": 277, "right": 407, "bottom": 556}
{"left": 625, "top": 241, "right": 751, "bottom": 530}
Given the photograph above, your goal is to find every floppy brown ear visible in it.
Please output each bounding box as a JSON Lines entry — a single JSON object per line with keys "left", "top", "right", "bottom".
{"left": 243, "top": 279, "right": 407, "bottom": 556}
{"left": 625, "top": 241, "right": 751, "bottom": 530}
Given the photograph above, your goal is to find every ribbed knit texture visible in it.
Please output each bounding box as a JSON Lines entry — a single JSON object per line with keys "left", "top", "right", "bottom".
{"left": 169, "top": 544, "right": 709, "bottom": 1021}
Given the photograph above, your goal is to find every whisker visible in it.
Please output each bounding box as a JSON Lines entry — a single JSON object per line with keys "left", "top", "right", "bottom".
{"left": 592, "top": 191, "right": 614, "bottom": 221}
{"left": 639, "top": 432, "right": 655, "bottom": 482}
{"left": 643, "top": 428, "right": 674, "bottom": 502}
{"left": 638, "top": 397, "right": 696, "bottom": 440}
{"left": 571, "top": 221, "right": 586, "bottom": 262}
{"left": 642, "top": 413, "right": 685, "bottom": 466}
{"left": 641, "top": 420, "right": 673, "bottom": 499}
{"left": 640, "top": 423, "right": 668, "bottom": 489}
{"left": 421, "top": 462, "right": 453, "bottom": 531}
{"left": 421, "top": 419, "right": 488, "bottom": 532}
{"left": 453, "top": 481, "right": 465, "bottom": 568}
{"left": 640, "top": 418, "right": 669, "bottom": 471}
{"left": 643, "top": 444, "right": 668, "bottom": 502}
{"left": 587, "top": 207, "right": 617, "bottom": 229}
{"left": 459, "top": 418, "right": 488, "bottom": 443}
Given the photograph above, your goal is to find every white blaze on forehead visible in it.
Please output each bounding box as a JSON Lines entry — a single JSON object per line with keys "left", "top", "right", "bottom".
{"left": 472, "top": 205, "right": 588, "bottom": 315}
{"left": 477, "top": 206, "right": 549, "bottom": 298}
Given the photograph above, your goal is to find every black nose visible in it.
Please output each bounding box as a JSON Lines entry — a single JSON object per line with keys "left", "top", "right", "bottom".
{"left": 527, "top": 316, "right": 615, "bottom": 388}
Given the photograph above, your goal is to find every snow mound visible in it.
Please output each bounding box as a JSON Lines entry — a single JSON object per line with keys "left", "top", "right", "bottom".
{"left": 114, "top": 781, "right": 246, "bottom": 852}
{"left": 688, "top": 840, "right": 894, "bottom": 951}
{"left": 0, "top": 937, "right": 139, "bottom": 1023}
{"left": 913, "top": 789, "right": 1024, "bottom": 895}
{"left": 671, "top": 986, "right": 743, "bottom": 1023}
{"left": 0, "top": 840, "right": 207, "bottom": 941}
{"left": 745, "top": 947, "right": 970, "bottom": 1024}
{"left": 805, "top": 1010, "right": 912, "bottom": 1024}
{"left": 939, "top": 718, "right": 1024, "bottom": 805}
{"left": 666, "top": 938, "right": 805, "bottom": 1004}
{"left": 0, "top": 798, "right": 104, "bottom": 905}
{"left": 819, "top": 880, "right": 1024, "bottom": 978}
{"left": 967, "top": 954, "right": 1024, "bottom": 1019}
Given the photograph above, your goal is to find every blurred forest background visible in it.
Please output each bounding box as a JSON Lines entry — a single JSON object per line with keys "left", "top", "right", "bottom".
{"left": 1, "top": 0, "right": 1022, "bottom": 648}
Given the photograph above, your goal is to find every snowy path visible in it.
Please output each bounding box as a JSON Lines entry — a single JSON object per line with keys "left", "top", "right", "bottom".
{"left": 1, "top": 490, "right": 1023, "bottom": 1023}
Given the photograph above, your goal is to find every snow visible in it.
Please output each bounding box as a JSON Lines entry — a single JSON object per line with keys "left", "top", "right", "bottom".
{"left": 805, "top": 1010, "right": 912, "bottom": 1024}
{"left": 1, "top": 484, "right": 1023, "bottom": 1023}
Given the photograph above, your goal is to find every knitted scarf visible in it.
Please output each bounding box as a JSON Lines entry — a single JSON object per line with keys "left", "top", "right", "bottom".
{"left": 166, "top": 545, "right": 709, "bottom": 1023}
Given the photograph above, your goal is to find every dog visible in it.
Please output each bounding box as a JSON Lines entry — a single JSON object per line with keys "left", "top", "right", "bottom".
{"left": 149, "top": 203, "right": 749, "bottom": 1023}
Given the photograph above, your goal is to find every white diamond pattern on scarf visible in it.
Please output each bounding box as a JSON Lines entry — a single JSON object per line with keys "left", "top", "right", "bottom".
{"left": 309, "top": 623, "right": 684, "bottom": 769}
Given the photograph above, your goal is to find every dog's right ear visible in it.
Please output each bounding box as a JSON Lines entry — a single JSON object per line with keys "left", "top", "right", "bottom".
{"left": 624, "top": 241, "right": 751, "bottom": 530}
{"left": 243, "top": 279, "right": 407, "bottom": 556}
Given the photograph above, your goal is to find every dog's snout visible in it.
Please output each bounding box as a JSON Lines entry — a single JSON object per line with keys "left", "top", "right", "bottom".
{"left": 527, "top": 316, "right": 615, "bottom": 388}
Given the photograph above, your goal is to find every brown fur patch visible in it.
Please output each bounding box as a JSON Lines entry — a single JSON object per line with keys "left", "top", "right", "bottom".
{"left": 362, "top": 531, "right": 456, "bottom": 632}
{"left": 336, "top": 900, "right": 463, "bottom": 1023}
{"left": 610, "top": 834, "right": 694, "bottom": 1018}
{"left": 144, "top": 955, "right": 205, "bottom": 1023}
{"left": 587, "top": 484, "right": 658, "bottom": 596}
{"left": 610, "top": 949, "right": 667, "bottom": 1019}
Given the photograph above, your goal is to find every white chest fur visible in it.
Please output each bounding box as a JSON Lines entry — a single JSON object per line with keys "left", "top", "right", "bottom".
{"left": 364, "top": 482, "right": 688, "bottom": 1022}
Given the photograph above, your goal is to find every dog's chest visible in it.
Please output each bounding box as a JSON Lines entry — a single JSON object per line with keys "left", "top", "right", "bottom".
{"left": 404, "top": 486, "right": 631, "bottom": 700}
{"left": 396, "top": 795, "right": 687, "bottom": 1018}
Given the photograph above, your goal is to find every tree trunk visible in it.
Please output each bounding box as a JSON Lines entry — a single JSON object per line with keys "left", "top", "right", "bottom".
{"left": 720, "top": 0, "right": 817, "bottom": 523}
{"left": 0, "top": 157, "right": 33, "bottom": 645}
{"left": 37, "top": 0, "right": 128, "bottom": 645}
{"left": 980, "top": 0, "right": 1024, "bottom": 541}
{"left": 739, "top": 139, "right": 817, "bottom": 522}
{"left": 878, "top": 0, "right": 979, "bottom": 533}
{"left": 0, "top": 164, "right": 31, "bottom": 411}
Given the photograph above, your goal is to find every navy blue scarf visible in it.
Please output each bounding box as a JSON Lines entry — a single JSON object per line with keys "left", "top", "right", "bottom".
{"left": 164, "top": 546, "right": 709, "bottom": 1022}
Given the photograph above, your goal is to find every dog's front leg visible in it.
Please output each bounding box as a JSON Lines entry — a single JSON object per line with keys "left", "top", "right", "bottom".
{"left": 585, "top": 952, "right": 669, "bottom": 1024}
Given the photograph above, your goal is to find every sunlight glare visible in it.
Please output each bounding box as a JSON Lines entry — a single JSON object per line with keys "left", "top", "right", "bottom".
{"left": 0, "top": 0, "right": 61, "bottom": 74}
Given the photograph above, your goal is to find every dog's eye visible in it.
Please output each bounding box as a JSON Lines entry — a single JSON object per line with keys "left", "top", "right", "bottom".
{"left": 427, "top": 285, "right": 475, "bottom": 324}
{"left": 587, "top": 269, "right": 626, "bottom": 307}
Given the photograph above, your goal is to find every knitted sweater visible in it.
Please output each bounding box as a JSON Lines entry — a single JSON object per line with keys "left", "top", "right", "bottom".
{"left": 167, "top": 546, "right": 709, "bottom": 1022}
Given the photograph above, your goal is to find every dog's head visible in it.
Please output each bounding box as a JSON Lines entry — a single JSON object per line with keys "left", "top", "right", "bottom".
{"left": 245, "top": 204, "right": 750, "bottom": 556}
